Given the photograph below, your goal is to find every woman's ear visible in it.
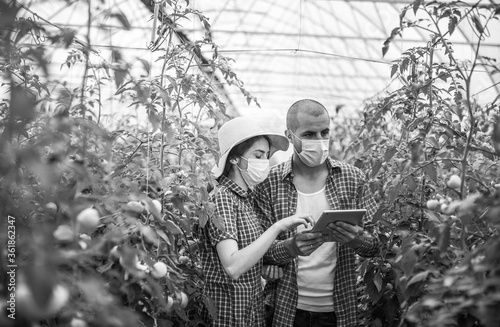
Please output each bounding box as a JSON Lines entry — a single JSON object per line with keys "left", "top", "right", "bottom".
{"left": 229, "top": 158, "right": 238, "bottom": 164}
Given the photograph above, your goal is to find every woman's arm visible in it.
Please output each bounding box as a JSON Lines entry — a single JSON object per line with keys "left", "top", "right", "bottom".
{"left": 216, "top": 214, "right": 313, "bottom": 280}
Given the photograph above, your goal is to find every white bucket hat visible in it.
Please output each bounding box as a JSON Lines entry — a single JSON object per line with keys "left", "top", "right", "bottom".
{"left": 211, "top": 116, "right": 289, "bottom": 178}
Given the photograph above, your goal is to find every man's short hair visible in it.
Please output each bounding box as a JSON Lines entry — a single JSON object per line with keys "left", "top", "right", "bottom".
{"left": 286, "top": 99, "right": 329, "bottom": 132}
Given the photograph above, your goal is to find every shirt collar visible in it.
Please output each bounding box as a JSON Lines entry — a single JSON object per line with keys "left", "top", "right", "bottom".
{"left": 281, "top": 156, "right": 342, "bottom": 180}
{"left": 217, "top": 175, "right": 250, "bottom": 198}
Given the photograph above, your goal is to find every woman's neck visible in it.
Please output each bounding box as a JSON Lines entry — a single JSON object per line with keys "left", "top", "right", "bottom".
{"left": 228, "top": 168, "right": 249, "bottom": 191}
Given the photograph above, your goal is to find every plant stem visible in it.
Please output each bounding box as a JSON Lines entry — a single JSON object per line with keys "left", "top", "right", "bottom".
{"left": 81, "top": 0, "right": 92, "bottom": 160}
{"left": 159, "top": 5, "right": 177, "bottom": 178}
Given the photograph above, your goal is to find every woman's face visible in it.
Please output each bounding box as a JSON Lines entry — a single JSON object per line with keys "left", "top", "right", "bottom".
{"left": 238, "top": 137, "right": 270, "bottom": 170}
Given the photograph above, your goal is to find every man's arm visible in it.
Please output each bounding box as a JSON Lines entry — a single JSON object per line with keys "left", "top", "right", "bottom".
{"left": 327, "top": 171, "right": 380, "bottom": 257}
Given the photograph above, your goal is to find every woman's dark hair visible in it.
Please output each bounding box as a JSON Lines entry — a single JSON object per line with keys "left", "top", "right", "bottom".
{"left": 220, "top": 135, "right": 270, "bottom": 178}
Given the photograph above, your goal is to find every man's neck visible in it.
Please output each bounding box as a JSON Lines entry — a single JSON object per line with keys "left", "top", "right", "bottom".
{"left": 291, "top": 154, "right": 328, "bottom": 177}
{"left": 291, "top": 154, "right": 329, "bottom": 193}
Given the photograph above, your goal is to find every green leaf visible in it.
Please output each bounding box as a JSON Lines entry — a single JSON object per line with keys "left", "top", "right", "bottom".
{"left": 410, "top": 141, "right": 422, "bottom": 165}
{"left": 140, "top": 225, "right": 159, "bottom": 243}
{"left": 382, "top": 28, "right": 400, "bottom": 57}
{"left": 211, "top": 213, "right": 225, "bottom": 232}
{"left": 384, "top": 147, "right": 398, "bottom": 162}
{"left": 136, "top": 58, "right": 150, "bottom": 75}
{"left": 423, "top": 163, "right": 437, "bottom": 183}
{"left": 426, "top": 136, "right": 439, "bottom": 149}
{"left": 164, "top": 219, "right": 183, "bottom": 235}
{"left": 61, "top": 28, "right": 76, "bottom": 48}
{"left": 413, "top": 0, "right": 422, "bottom": 15}
{"left": 114, "top": 68, "right": 127, "bottom": 89}
{"left": 400, "top": 247, "right": 417, "bottom": 276}
{"left": 372, "top": 206, "right": 386, "bottom": 224}
{"left": 157, "top": 319, "right": 174, "bottom": 327}
{"left": 164, "top": 123, "right": 176, "bottom": 143}
{"left": 492, "top": 117, "right": 500, "bottom": 155}
{"left": 110, "top": 10, "right": 131, "bottom": 30}
{"left": 391, "top": 64, "right": 399, "bottom": 77}
{"left": 144, "top": 197, "right": 162, "bottom": 222}
{"left": 96, "top": 261, "right": 114, "bottom": 273}
{"left": 407, "top": 116, "right": 426, "bottom": 130}
{"left": 178, "top": 216, "right": 192, "bottom": 234}
{"left": 448, "top": 16, "right": 458, "bottom": 36}
{"left": 388, "top": 176, "right": 402, "bottom": 203}
{"left": 157, "top": 86, "right": 171, "bottom": 106}
{"left": 148, "top": 107, "right": 160, "bottom": 133}
{"left": 364, "top": 267, "right": 381, "bottom": 303}
{"left": 407, "top": 270, "right": 429, "bottom": 286}
{"left": 424, "top": 211, "right": 442, "bottom": 223}
{"left": 371, "top": 160, "right": 383, "bottom": 178}
{"left": 202, "top": 294, "right": 218, "bottom": 321}
{"left": 438, "top": 221, "right": 451, "bottom": 252}
{"left": 471, "top": 15, "right": 484, "bottom": 34}
{"left": 406, "top": 175, "right": 417, "bottom": 191}
{"left": 157, "top": 230, "right": 171, "bottom": 245}
{"left": 373, "top": 271, "right": 383, "bottom": 292}
{"left": 25, "top": 47, "right": 49, "bottom": 76}
{"left": 399, "top": 7, "right": 408, "bottom": 28}
{"left": 114, "top": 80, "right": 134, "bottom": 95}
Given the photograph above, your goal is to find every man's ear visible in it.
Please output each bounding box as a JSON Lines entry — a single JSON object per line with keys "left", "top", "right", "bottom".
{"left": 287, "top": 130, "right": 301, "bottom": 153}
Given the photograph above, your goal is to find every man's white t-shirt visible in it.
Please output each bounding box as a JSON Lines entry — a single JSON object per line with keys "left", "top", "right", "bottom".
{"left": 296, "top": 186, "right": 337, "bottom": 312}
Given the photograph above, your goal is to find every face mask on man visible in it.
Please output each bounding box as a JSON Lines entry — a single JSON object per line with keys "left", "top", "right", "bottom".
{"left": 236, "top": 157, "right": 270, "bottom": 188}
{"left": 290, "top": 131, "right": 329, "bottom": 167}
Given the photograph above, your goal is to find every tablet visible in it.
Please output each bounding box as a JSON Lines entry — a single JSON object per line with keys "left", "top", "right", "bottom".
{"left": 309, "top": 209, "right": 366, "bottom": 241}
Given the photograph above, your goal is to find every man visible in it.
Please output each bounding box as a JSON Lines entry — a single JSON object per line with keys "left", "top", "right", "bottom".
{"left": 253, "top": 99, "right": 379, "bottom": 327}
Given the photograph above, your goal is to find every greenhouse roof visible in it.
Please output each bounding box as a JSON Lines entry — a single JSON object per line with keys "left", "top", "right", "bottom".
{"left": 19, "top": 0, "right": 500, "bottom": 122}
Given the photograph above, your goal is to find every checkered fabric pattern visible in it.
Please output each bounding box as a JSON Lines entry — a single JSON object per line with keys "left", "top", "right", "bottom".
{"left": 199, "top": 175, "right": 266, "bottom": 327}
{"left": 252, "top": 157, "right": 380, "bottom": 327}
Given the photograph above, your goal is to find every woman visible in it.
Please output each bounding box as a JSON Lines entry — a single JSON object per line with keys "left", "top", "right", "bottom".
{"left": 199, "top": 117, "right": 313, "bottom": 327}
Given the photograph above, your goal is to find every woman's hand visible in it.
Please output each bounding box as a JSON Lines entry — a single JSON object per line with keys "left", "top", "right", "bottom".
{"left": 262, "top": 265, "right": 284, "bottom": 280}
{"left": 275, "top": 214, "right": 315, "bottom": 232}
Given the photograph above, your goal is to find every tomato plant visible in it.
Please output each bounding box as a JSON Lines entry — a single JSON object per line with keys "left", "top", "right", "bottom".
{"left": 0, "top": 0, "right": 251, "bottom": 326}
{"left": 350, "top": 1, "right": 500, "bottom": 326}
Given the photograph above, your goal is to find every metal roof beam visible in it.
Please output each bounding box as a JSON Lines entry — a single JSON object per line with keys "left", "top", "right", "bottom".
{"left": 306, "top": 0, "right": 491, "bottom": 6}
{"left": 230, "top": 70, "right": 387, "bottom": 79}
{"left": 247, "top": 85, "right": 378, "bottom": 94}
{"left": 198, "top": 29, "right": 500, "bottom": 47}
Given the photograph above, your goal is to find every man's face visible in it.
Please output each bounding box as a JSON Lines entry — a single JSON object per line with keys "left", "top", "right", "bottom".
{"left": 289, "top": 112, "right": 330, "bottom": 152}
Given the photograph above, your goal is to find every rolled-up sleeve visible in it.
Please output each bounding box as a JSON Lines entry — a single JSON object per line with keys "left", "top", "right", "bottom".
{"left": 207, "top": 190, "right": 238, "bottom": 247}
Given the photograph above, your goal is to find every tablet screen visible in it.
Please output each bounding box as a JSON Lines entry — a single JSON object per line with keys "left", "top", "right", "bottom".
{"left": 309, "top": 209, "right": 366, "bottom": 241}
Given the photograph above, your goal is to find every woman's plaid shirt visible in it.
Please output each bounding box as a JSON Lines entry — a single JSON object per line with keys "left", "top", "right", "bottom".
{"left": 252, "top": 157, "right": 380, "bottom": 327}
{"left": 199, "top": 175, "right": 265, "bottom": 327}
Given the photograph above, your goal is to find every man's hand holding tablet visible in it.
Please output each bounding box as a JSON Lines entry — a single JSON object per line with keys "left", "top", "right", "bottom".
{"left": 308, "top": 209, "right": 366, "bottom": 246}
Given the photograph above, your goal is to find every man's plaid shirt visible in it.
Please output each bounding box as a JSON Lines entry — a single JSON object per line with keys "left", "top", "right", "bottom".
{"left": 199, "top": 175, "right": 265, "bottom": 327}
{"left": 252, "top": 157, "right": 379, "bottom": 327}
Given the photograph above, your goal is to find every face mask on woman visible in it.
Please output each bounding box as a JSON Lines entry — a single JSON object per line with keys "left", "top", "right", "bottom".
{"left": 290, "top": 131, "right": 329, "bottom": 167}
{"left": 236, "top": 157, "right": 270, "bottom": 188}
